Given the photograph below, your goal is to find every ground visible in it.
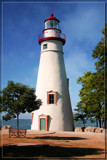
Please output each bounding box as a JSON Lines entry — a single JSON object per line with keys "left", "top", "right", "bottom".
{"left": 0, "top": 130, "right": 106, "bottom": 159}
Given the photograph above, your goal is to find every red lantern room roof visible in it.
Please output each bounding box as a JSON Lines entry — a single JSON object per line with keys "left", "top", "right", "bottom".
{"left": 44, "top": 13, "right": 60, "bottom": 23}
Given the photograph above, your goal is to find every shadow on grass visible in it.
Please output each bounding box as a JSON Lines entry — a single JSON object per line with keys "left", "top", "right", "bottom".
{"left": 2, "top": 145, "right": 104, "bottom": 158}
{"left": 28, "top": 136, "right": 86, "bottom": 140}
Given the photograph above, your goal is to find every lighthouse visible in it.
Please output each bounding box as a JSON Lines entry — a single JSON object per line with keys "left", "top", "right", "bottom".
{"left": 31, "top": 14, "right": 74, "bottom": 131}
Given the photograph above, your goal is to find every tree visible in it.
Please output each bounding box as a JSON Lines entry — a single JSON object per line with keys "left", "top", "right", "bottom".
{"left": 77, "top": 71, "right": 104, "bottom": 128}
{"left": 91, "top": 24, "right": 106, "bottom": 127}
{"left": 0, "top": 81, "right": 42, "bottom": 136}
{"left": 76, "top": 25, "right": 106, "bottom": 128}
{"left": 92, "top": 24, "right": 106, "bottom": 71}
{"left": 74, "top": 102, "right": 88, "bottom": 127}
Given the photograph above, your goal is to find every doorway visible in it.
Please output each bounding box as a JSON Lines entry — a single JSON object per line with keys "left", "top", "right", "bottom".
{"left": 40, "top": 118, "right": 46, "bottom": 130}
{"left": 38, "top": 114, "right": 48, "bottom": 131}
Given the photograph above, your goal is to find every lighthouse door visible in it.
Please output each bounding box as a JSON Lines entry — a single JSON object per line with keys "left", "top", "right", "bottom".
{"left": 40, "top": 118, "right": 46, "bottom": 130}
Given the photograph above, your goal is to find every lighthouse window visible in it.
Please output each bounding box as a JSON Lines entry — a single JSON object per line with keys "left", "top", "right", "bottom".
{"left": 45, "top": 20, "right": 59, "bottom": 29}
{"left": 50, "top": 21, "right": 53, "bottom": 27}
{"left": 43, "top": 44, "right": 47, "bottom": 49}
{"left": 49, "top": 94, "right": 54, "bottom": 104}
{"left": 47, "top": 91, "right": 57, "bottom": 104}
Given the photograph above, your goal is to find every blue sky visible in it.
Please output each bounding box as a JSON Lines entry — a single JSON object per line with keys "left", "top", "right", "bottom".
{"left": 2, "top": 1, "right": 105, "bottom": 119}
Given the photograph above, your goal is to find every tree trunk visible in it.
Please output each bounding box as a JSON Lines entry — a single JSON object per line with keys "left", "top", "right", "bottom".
{"left": 83, "top": 119, "right": 85, "bottom": 128}
{"left": 101, "top": 119, "right": 104, "bottom": 128}
{"left": 83, "top": 122, "right": 85, "bottom": 128}
{"left": 96, "top": 119, "right": 98, "bottom": 127}
{"left": 105, "top": 119, "right": 107, "bottom": 129}
{"left": 98, "top": 103, "right": 102, "bottom": 128}
{"left": 104, "top": 119, "right": 107, "bottom": 129}
{"left": 17, "top": 113, "right": 19, "bottom": 137}
{"left": 99, "top": 118, "right": 101, "bottom": 128}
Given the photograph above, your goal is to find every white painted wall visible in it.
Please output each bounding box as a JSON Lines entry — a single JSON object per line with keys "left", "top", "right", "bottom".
{"left": 44, "top": 29, "right": 60, "bottom": 38}
{"left": 31, "top": 39, "right": 74, "bottom": 131}
{"left": 41, "top": 40, "right": 63, "bottom": 53}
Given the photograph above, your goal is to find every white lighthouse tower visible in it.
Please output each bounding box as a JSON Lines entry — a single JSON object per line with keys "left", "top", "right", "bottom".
{"left": 31, "top": 14, "right": 74, "bottom": 131}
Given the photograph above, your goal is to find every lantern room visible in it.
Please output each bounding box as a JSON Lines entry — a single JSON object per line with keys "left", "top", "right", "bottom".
{"left": 38, "top": 13, "right": 66, "bottom": 45}
{"left": 44, "top": 13, "right": 59, "bottom": 29}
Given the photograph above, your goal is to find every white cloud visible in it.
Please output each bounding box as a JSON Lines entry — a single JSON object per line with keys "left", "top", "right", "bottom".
{"left": 64, "top": 48, "right": 95, "bottom": 111}
{"left": 65, "top": 48, "right": 94, "bottom": 79}
{"left": 20, "top": 113, "right": 31, "bottom": 119}
{"left": 61, "top": 3, "right": 104, "bottom": 111}
{"left": 62, "top": 3, "right": 104, "bottom": 45}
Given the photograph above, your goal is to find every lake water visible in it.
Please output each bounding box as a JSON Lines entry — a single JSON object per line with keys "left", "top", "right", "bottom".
{"left": 0, "top": 119, "right": 97, "bottom": 129}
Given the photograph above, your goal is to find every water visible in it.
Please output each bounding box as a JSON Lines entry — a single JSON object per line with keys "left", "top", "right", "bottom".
{"left": 75, "top": 120, "right": 97, "bottom": 128}
{"left": 0, "top": 119, "right": 32, "bottom": 129}
{"left": 0, "top": 119, "right": 97, "bottom": 129}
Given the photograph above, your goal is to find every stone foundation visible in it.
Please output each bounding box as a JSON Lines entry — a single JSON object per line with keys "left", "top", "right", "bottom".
{"left": 75, "top": 126, "right": 105, "bottom": 133}
{"left": 1, "top": 125, "right": 12, "bottom": 130}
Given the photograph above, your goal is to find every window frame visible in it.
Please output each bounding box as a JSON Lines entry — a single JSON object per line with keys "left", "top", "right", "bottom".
{"left": 49, "top": 94, "right": 54, "bottom": 104}
{"left": 45, "top": 20, "right": 59, "bottom": 29}
{"left": 38, "top": 114, "right": 48, "bottom": 131}
{"left": 43, "top": 44, "right": 47, "bottom": 49}
{"left": 47, "top": 90, "right": 57, "bottom": 104}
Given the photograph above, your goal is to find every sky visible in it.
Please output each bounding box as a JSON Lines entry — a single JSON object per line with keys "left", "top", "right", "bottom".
{"left": 2, "top": 1, "right": 105, "bottom": 119}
